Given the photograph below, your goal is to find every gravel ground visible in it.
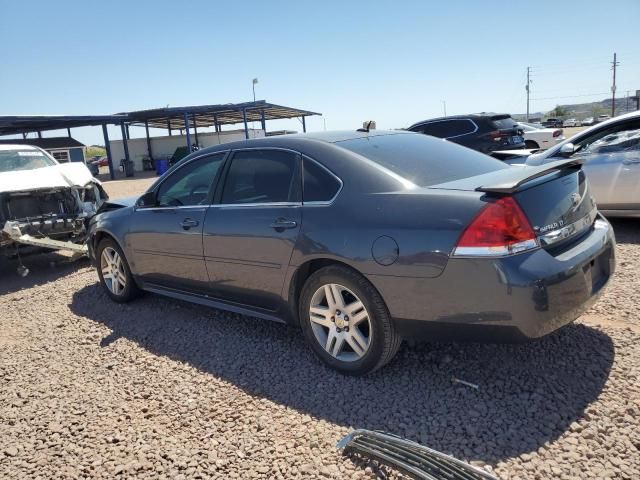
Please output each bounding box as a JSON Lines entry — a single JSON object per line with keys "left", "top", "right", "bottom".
{"left": 0, "top": 178, "right": 638, "bottom": 479}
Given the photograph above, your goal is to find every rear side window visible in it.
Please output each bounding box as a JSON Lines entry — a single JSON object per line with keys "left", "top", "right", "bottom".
{"left": 417, "top": 121, "right": 450, "bottom": 138}
{"left": 337, "top": 133, "right": 508, "bottom": 187}
{"left": 492, "top": 117, "right": 518, "bottom": 129}
{"left": 303, "top": 159, "right": 341, "bottom": 203}
{"left": 221, "top": 149, "right": 301, "bottom": 204}
{"left": 416, "top": 119, "right": 475, "bottom": 138}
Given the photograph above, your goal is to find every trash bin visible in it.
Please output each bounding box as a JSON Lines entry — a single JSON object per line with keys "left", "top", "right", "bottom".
{"left": 124, "top": 160, "right": 134, "bottom": 177}
{"left": 156, "top": 159, "right": 169, "bottom": 175}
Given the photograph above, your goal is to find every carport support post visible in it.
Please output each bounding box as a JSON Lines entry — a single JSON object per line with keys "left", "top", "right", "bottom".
{"left": 260, "top": 110, "right": 266, "bottom": 133}
{"left": 242, "top": 108, "right": 249, "bottom": 139}
{"left": 214, "top": 114, "right": 219, "bottom": 133}
{"left": 167, "top": 119, "right": 172, "bottom": 136}
{"left": 144, "top": 120, "right": 153, "bottom": 160}
{"left": 192, "top": 114, "right": 199, "bottom": 146}
{"left": 102, "top": 124, "right": 115, "bottom": 180}
{"left": 302, "top": 116, "right": 306, "bottom": 133}
{"left": 67, "top": 128, "right": 71, "bottom": 138}
{"left": 120, "top": 122, "right": 131, "bottom": 173}
{"left": 183, "top": 112, "right": 192, "bottom": 151}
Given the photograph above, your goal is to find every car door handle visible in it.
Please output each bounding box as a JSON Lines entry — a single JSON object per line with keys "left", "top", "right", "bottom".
{"left": 270, "top": 218, "right": 298, "bottom": 230}
{"left": 181, "top": 218, "right": 200, "bottom": 230}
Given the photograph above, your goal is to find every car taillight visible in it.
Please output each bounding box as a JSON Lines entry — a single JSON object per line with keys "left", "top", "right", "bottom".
{"left": 453, "top": 197, "right": 539, "bottom": 257}
{"left": 553, "top": 129, "right": 562, "bottom": 137}
{"left": 486, "top": 130, "right": 502, "bottom": 141}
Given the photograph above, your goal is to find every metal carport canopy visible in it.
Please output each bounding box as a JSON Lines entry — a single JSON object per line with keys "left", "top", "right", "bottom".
{"left": 122, "top": 100, "right": 320, "bottom": 131}
{"left": 0, "top": 114, "right": 127, "bottom": 136}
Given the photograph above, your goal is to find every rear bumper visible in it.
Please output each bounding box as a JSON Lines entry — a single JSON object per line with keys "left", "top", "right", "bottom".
{"left": 370, "top": 216, "right": 616, "bottom": 342}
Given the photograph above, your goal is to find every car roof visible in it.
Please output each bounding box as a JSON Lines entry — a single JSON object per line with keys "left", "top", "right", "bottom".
{"left": 192, "top": 129, "right": 412, "bottom": 155}
{"left": 407, "top": 113, "right": 511, "bottom": 129}
{"left": 0, "top": 144, "right": 40, "bottom": 151}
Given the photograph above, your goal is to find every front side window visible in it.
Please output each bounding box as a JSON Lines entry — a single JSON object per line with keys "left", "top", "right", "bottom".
{"left": 303, "top": 159, "right": 341, "bottom": 203}
{"left": 221, "top": 149, "right": 300, "bottom": 204}
{"left": 156, "top": 153, "right": 226, "bottom": 207}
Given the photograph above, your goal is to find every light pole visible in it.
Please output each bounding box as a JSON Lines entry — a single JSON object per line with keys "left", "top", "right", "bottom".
{"left": 252, "top": 78, "right": 258, "bottom": 102}
{"left": 442, "top": 100, "right": 447, "bottom": 117}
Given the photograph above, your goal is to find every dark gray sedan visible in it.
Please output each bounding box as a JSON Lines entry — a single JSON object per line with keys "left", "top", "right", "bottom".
{"left": 88, "top": 130, "right": 615, "bottom": 375}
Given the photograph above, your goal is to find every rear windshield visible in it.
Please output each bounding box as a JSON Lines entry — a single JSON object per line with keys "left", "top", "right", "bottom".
{"left": 492, "top": 117, "right": 518, "bottom": 129}
{"left": 335, "top": 133, "right": 508, "bottom": 187}
{"left": 0, "top": 149, "right": 56, "bottom": 173}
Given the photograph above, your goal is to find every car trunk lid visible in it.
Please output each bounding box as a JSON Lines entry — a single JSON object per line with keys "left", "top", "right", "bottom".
{"left": 431, "top": 159, "right": 598, "bottom": 249}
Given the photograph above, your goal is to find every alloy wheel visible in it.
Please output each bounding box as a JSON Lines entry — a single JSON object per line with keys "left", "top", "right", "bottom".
{"left": 309, "top": 283, "right": 372, "bottom": 362}
{"left": 100, "top": 246, "right": 127, "bottom": 295}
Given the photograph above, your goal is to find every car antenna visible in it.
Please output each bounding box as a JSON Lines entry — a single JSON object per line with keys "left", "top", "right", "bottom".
{"left": 357, "top": 120, "right": 374, "bottom": 132}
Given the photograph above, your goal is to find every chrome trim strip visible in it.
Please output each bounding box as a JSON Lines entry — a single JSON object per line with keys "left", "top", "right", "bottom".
{"left": 211, "top": 202, "right": 302, "bottom": 208}
{"left": 452, "top": 238, "right": 539, "bottom": 257}
{"left": 135, "top": 206, "right": 207, "bottom": 211}
{"left": 538, "top": 208, "right": 598, "bottom": 247}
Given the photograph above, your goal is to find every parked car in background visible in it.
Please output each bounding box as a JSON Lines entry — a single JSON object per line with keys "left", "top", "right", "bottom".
{"left": 582, "top": 117, "right": 595, "bottom": 126}
{"left": 88, "top": 130, "right": 614, "bottom": 375}
{"left": 542, "top": 118, "right": 563, "bottom": 128}
{"left": 87, "top": 160, "right": 99, "bottom": 176}
{"left": 596, "top": 114, "right": 611, "bottom": 123}
{"left": 407, "top": 113, "right": 525, "bottom": 154}
{"left": 563, "top": 118, "right": 581, "bottom": 127}
{"left": 498, "top": 112, "right": 640, "bottom": 217}
{"left": 518, "top": 123, "right": 564, "bottom": 149}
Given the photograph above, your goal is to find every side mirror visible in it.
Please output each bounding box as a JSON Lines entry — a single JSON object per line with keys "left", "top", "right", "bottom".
{"left": 560, "top": 142, "right": 575, "bottom": 155}
{"left": 137, "top": 191, "right": 156, "bottom": 208}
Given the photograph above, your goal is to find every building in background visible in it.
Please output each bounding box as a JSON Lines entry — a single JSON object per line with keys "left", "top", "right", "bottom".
{"left": 0, "top": 137, "right": 86, "bottom": 163}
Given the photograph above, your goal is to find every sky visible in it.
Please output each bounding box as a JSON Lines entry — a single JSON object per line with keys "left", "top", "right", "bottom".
{"left": 1, "top": 0, "right": 639, "bottom": 145}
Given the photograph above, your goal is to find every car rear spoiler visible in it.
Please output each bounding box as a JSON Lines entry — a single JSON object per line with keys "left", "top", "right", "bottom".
{"left": 476, "top": 158, "right": 584, "bottom": 194}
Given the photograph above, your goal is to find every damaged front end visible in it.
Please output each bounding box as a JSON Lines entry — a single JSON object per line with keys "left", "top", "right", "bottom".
{"left": 337, "top": 430, "right": 498, "bottom": 480}
{"left": 0, "top": 181, "right": 107, "bottom": 255}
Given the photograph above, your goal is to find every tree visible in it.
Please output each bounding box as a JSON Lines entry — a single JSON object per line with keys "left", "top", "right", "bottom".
{"left": 550, "top": 105, "right": 568, "bottom": 118}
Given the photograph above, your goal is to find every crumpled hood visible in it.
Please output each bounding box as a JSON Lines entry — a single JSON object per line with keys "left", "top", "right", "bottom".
{"left": 0, "top": 162, "right": 99, "bottom": 193}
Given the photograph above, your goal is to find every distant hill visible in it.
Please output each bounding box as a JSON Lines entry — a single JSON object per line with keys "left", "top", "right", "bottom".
{"left": 513, "top": 96, "right": 638, "bottom": 121}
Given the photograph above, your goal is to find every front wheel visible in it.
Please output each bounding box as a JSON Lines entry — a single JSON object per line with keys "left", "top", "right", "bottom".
{"left": 525, "top": 140, "right": 539, "bottom": 149}
{"left": 299, "top": 265, "right": 401, "bottom": 375}
{"left": 96, "top": 238, "right": 139, "bottom": 303}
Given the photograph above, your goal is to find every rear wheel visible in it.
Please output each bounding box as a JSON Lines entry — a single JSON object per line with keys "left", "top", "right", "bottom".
{"left": 299, "top": 265, "right": 401, "bottom": 375}
{"left": 96, "top": 238, "right": 139, "bottom": 303}
{"left": 525, "top": 140, "right": 539, "bottom": 149}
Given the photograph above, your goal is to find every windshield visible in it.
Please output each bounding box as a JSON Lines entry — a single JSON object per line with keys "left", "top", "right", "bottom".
{"left": 0, "top": 149, "right": 57, "bottom": 172}
{"left": 336, "top": 133, "right": 508, "bottom": 187}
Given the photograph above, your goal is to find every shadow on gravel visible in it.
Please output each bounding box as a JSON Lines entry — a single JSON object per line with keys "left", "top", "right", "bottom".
{"left": 609, "top": 218, "right": 640, "bottom": 245}
{"left": 0, "top": 252, "right": 89, "bottom": 295}
{"left": 70, "top": 283, "right": 614, "bottom": 465}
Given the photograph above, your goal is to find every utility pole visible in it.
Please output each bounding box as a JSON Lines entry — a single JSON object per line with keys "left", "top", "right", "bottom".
{"left": 611, "top": 53, "right": 619, "bottom": 117}
{"left": 525, "top": 66, "right": 531, "bottom": 122}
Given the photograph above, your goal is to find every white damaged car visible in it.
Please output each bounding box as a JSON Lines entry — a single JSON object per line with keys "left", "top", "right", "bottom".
{"left": 0, "top": 144, "right": 107, "bottom": 258}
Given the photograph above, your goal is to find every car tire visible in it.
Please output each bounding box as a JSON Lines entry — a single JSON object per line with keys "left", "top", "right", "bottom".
{"left": 299, "top": 265, "right": 401, "bottom": 375}
{"left": 525, "top": 140, "right": 539, "bottom": 149}
{"left": 96, "top": 237, "right": 140, "bottom": 303}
